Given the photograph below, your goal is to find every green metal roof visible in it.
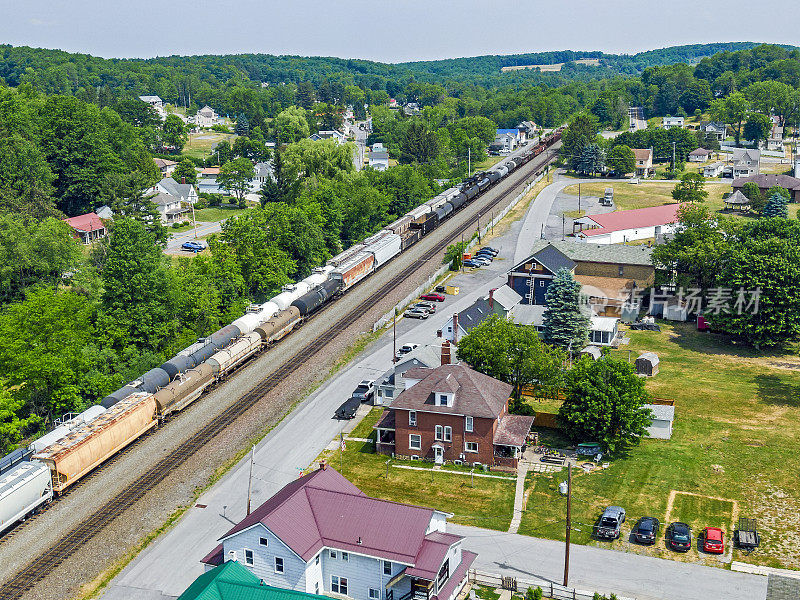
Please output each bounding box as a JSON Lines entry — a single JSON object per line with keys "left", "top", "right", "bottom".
{"left": 179, "top": 561, "right": 327, "bottom": 600}
{"left": 522, "top": 240, "right": 654, "bottom": 268}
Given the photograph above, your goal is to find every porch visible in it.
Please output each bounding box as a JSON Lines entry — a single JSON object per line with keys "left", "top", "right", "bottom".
{"left": 374, "top": 409, "right": 396, "bottom": 456}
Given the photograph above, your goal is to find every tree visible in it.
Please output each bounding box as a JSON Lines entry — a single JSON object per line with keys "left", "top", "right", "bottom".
{"left": 607, "top": 144, "right": 635, "bottom": 176}
{"left": 295, "top": 81, "right": 316, "bottom": 110}
{"left": 284, "top": 138, "right": 355, "bottom": 181}
{"left": 558, "top": 357, "right": 652, "bottom": 454}
{"left": 218, "top": 157, "right": 255, "bottom": 207}
{"left": 560, "top": 113, "right": 599, "bottom": 171}
{"left": 260, "top": 148, "right": 299, "bottom": 205}
{"left": 99, "top": 218, "right": 174, "bottom": 351}
{"left": 743, "top": 112, "right": 773, "bottom": 148}
{"left": 455, "top": 314, "right": 564, "bottom": 400}
{"left": 671, "top": 172, "right": 708, "bottom": 203}
{"left": 235, "top": 112, "right": 250, "bottom": 136}
{"left": 762, "top": 192, "right": 788, "bottom": 218}
{"left": 542, "top": 268, "right": 590, "bottom": 350}
{"left": 577, "top": 143, "right": 605, "bottom": 176}
{"left": 0, "top": 385, "right": 39, "bottom": 454}
{"left": 741, "top": 181, "right": 762, "bottom": 203}
{"left": 274, "top": 106, "right": 310, "bottom": 144}
{"left": 400, "top": 121, "right": 439, "bottom": 164}
{"left": 161, "top": 114, "right": 187, "bottom": 152}
{"left": 101, "top": 171, "right": 167, "bottom": 244}
{"left": 709, "top": 92, "right": 750, "bottom": 146}
{"left": 172, "top": 159, "right": 197, "bottom": 184}
{"left": 0, "top": 134, "right": 55, "bottom": 195}
{"left": 443, "top": 242, "right": 466, "bottom": 270}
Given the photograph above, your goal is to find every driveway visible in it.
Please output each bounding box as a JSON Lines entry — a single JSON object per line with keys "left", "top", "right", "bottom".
{"left": 451, "top": 524, "right": 767, "bottom": 600}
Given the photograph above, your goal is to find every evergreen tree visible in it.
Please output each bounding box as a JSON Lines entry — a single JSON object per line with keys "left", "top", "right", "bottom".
{"left": 235, "top": 112, "right": 250, "bottom": 136}
{"left": 577, "top": 143, "right": 606, "bottom": 176}
{"left": 542, "top": 268, "right": 590, "bottom": 350}
{"left": 762, "top": 192, "right": 788, "bottom": 218}
{"left": 260, "top": 149, "right": 300, "bottom": 205}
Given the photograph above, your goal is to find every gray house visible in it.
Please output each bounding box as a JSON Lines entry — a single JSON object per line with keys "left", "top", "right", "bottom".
{"left": 156, "top": 178, "right": 199, "bottom": 204}
{"left": 202, "top": 465, "right": 476, "bottom": 600}
{"left": 374, "top": 344, "right": 454, "bottom": 406}
{"left": 644, "top": 404, "right": 674, "bottom": 440}
{"left": 700, "top": 121, "right": 727, "bottom": 141}
{"left": 440, "top": 285, "right": 521, "bottom": 344}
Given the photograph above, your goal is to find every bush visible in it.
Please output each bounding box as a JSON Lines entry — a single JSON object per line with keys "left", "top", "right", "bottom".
{"left": 194, "top": 199, "right": 208, "bottom": 210}
{"left": 211, "top": 124, "right": 231, "bottom": 133}
{"left": 171, "top": 222, "right": 182, "bottom": 229}
{"left": 525, "top": 587, "right": 542, "bottom": 600}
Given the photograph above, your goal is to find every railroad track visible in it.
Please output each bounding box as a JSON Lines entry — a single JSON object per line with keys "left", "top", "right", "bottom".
{"left": 0, "top": 147, "right": 558, "bottom": 600}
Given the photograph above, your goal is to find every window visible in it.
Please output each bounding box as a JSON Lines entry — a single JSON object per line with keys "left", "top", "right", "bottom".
{"left": 465, "top": 442, "right": 478, "bottom": 453}
{"left": 435, "top": 425, "right": 443, "bottom": 440}
{"left": 369, "top": 589, "right": 381, "bottom": 600}
{"left": 438, "top": 394, "right": 447, "bottom": 406}
{"left": 444, "top": 426, "right": 452, "bottom": 442}
{"left": 274, "top": 556, "right": 284, "bottom": 573}
{"left": 409, "top": 434, "right": 421, "bottom": 450}
{"left": 331, "top": 576, "right": 348, "bottom": 595}
{"left": 315, "top": 583, "right": 320, "bottom": 595}
{"left": 244, "top": 549, "right": 254, "bottom": 566}
{"left": 618, "top": 265, "right": 625, "bottom": 277}
{"left": 539, "top": 280, "right": 545, "bottom": 287}
{"left": 330, "top": 550, "right": 338, "bottom": 559}
{"left": 465, "top": 416, "right": 473, "bottom": 432}
{"left": 383, "top": 560, "right": 392, "bottom": 575}
{"left": 341, "top": 552, "right": 349, "bottom": 562}
{"left": 385, "top": 389, "right": 393, "bottom": 398}
{"left": 260, "top": 537, "right": 269, "bottom": 547}
{"left": 409, "top": 411, "right": 417, "bottom": 426}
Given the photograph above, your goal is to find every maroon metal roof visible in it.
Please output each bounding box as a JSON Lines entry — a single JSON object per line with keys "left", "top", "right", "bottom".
{"left": 374, "top": 410, "right": 395, "bottom": 429}
{"left": 406, "top": 532, "right": 463, "bottom": 580}
{"left": 63, "top": 212, "right": 105, "bottom": 233}
{"left": 430, "top": 551, "right": 476, "bottom": 600}
{"left": 494, "top": 415, "right": 535, "bottom": 447}
{"left": 201, "top": 543, "right": 224, "bottom": 566}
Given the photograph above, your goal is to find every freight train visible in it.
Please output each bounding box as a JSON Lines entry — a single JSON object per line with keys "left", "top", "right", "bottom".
{"left": 0, "top": 129, "right": 562, "bottom": 536}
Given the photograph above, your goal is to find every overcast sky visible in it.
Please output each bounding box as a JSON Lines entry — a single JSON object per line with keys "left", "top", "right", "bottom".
{"left": 1, "top": 0, "right": 799, "bottom": 63}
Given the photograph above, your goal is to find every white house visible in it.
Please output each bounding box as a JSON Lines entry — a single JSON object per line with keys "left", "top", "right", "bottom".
{"left": 201, "top": 465, "right": 476, "bottom": 600}
{"left": 701, "top": 161, "right": 725, "bottom": 178}
{"left": 155, "top": 178, "right": 199, "bottom": 204}
{"left": 699, "top": 121, "right": 727, "bottom": 141}
{"left": 687, "top": 148, "right": 712, "bottom": 162}
{"left": 139, "top": 95, "right": 163, "bottom": 112}
{"left": 644, "top": 403, "right": 674, "bottom": 439}
{"left": 194, "top": 105, "right": 219, "bottom": 128}
{"left": 726, "top": 148, "right": 761, "bottom": 178}
{"left": 490, "top": 133, "right": 517, "bottom": 154}
{"left": 662, "top": 116, "right": 684, "bottom": 129}
{"left": 310, "top": 130, "right": 346, "bottom": 145}
{"left": 632, "top": 148, "right": 654, "bottom": 178}
{"left": 509, "top": 305, "right": 620, "bottom": 346}
{"left": 369, "top": 143, "right": 390, "bottom": 171}
{"left": 149, "top": 192, "right": 189, "bottom": 224}
{"left": 574, "top": 203, "right": 681, "bottom": 244}
{"left": 154, "top": 158, "right": 178, "bottom": 177}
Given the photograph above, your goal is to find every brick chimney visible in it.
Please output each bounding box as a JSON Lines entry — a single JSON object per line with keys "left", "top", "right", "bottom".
{"left": 489, "top": 288, "right": 495, "bottom": 309}
{"left": 453, "top": 313, "right": 459, "bottom": 346}
{"left": 181, "top": 177, "right": 186, "bottom": 184}
{"left": 319, "top": 460, "right": 327, "bottom": 471}
{"left": 441, "top": 340, "right": 451, "bottom": 365}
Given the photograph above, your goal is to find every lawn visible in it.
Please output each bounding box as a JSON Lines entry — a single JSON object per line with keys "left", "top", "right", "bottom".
{"left": 348, "top": 407, "right": 382, "bottom": 440}
{"left": 471, "top": 155, "right": 504, "bottom": 174}
{"left": 183, "top": 131, "right": 237, "bottom": 160}
{"left": 193, "top": 206, "right": 248, "bottom": 222}
{"left": 561, "top": 181, "right": 732, "bottom": 213}
{"left": 316, "top": 440, "right": 516, "bottom": 531}
{"left": 518, "top": 322, "right": 800, "bottom": 568}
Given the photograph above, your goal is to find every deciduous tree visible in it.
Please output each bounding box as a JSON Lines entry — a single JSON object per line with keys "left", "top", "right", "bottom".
{"left": 607, "top": 144, "right": 635, "bottom": 176}
{"left": 671, "top": 172, "right": 708, "bottom": 203}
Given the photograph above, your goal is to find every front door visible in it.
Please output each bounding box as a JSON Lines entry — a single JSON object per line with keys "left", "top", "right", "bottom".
{"left": 434, "top": 446, "right": 443, "bottom": 464}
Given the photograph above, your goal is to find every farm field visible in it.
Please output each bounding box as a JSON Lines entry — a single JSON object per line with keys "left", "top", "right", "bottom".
{"left": 518, "top": 322, "right": 800, "bottom": 569}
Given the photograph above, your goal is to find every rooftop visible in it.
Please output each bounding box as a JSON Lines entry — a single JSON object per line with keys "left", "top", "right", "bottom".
{"left": 632, "top": 148, "right": 652, "bottom": 161}
{"left": 578, "top": 204, "right": 681, "bottom": 237}
{"left": 515, "top": 240, "right": 654, "bottom": 270}
{"left": 63, "top": 212, "right": 105, "bottom": 233}
{"left": 645, "top": 403, "right": 675, "bottom": 422}
{"left": 732, "top": 173, "right": 800, "bottom": 191}
{"left": 493, "top": 414, "right": 535, "bottom": 447}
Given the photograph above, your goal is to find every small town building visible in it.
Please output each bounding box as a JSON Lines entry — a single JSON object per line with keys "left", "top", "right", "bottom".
{"left": 725, "top": 148, "right": 761, "bottom": 178}
{"left": 374, "top": 343, "right": 455, "bottom": 407}
{"left": 490, "top": 133, "right": 517, "bottom": 154}
{"left": 201, "top": 465, "right": 476, "bottom": 600}
{"left": 573, "top": 203, "right": 681, "bottom": 244}
{"left": 154, "top": 158, "right": 178, "bottom": 176}
{"left": 376, "top": 363, "right": 533, "bottom": 471}
{"left": 732, "top": 173, "right": 800, "bottom": 203}
{"left": 688, "top": 148, "right": 712, "bottom": 162}
{"left": 701, "top": 161, "right": 725, "bottom": 178}
{"left": 632, "top": 148, "right": 654, "bottom": 178}
{"left": 580, "top": 345, "right": 602, "bottom": 360}
{"left": 766, "top": 126, "right": 784, "bottom": 152}
{"left": 155, "top": 178, "right": 199, "bottom": 204}
{"left": 150, "top": 192, "right": 190, "bottom": 223}
{"left": 509, "top": 305, "right": 620, "bottom": 346}
{"left": 699, "top": 121, "right": 727, "bottom": 141}
{"left": 139, "top": 95, "right": 163, "bottom": 111}
{"left": 723, "top": 190, "right": 752, "bottom": 212}
{"left": 179, "top": 561, "right": 330, "bottom": 600}
{"left": 63, "top": 212, "right": 107, "bottom": 244}
{"left": 440, "top": 286, "right": 521, "bottom": 344}
{"left": 95, "top": 205, "right": 113, "bottom": 219}
{"left": 662, "top": 116, "right": 684, "bottom": 129}
{"left": 516, "top": 121, "right": 538, "bottom": 142}
{"left": 309, "top": 130, "right": 346, "bottom": 145}
{"left": 369, "top": 143, "right": 390, "bottom": 171}
{"left": 195, "top": 105, "right": 219, "bottom": 128}
{"left": 644, "top": 403, "right": 674, "bottom": 440}
{"left": 635, "top": 352, "right": 659, "bottom": 377}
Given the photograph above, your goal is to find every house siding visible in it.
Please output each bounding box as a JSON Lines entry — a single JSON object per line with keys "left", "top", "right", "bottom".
{"left": 573, "top": 262, "right": 654, "bottom": 287}
{"left": 223, "top": 524, "right": 307, "bottom": 590}
{"left": 321, "top": 549, "right": 405, "bottom": 600}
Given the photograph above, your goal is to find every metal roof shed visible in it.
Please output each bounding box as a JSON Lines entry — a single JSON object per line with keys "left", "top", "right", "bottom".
{"left": 635, "top": 352, "right": 659, "bottom": 376}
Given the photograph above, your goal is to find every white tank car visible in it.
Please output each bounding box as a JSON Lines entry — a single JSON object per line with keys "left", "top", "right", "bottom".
{"left": 271, "top": 283, "right": 310, "bottom": 310}
{"left": 0, "top": 461, "right": 53, "bottom": 535}
{"left": 206, "top": 332, "right": 263, "bottom": 375}
{"left": 301, "top": 265, "right": 334, "bottom": 289}
{"left": 232, "top": 301, "right": 280, "bottom": 334}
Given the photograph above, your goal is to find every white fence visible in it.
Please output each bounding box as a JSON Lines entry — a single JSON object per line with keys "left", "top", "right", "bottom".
{"left": 469, "top": 569, "right": 635, "bottom": 600}
{"left": 372, "top": 171, "right": 545, "bottom": 332}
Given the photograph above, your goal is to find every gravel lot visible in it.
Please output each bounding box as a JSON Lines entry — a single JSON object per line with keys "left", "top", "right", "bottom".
{"left": 0, "top": 147, "right": 555, "bottom": 600}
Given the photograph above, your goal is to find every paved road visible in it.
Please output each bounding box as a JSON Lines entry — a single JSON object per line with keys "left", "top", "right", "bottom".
{"left": 165, "top": 221, "right": 221, "bottom": 250}
{"left": 451, "top": 524, "right": 767, "bottom": 600}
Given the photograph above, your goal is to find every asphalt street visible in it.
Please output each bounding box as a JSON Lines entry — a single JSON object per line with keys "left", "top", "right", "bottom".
{"left": 101, "top": 175, "right": 768, "bottom": 600}
{"left": 165, "top": 221, "right": 221, "bottom": 251}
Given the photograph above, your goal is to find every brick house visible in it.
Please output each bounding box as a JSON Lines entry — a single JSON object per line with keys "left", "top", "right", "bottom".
{"left": 731, "top": 173, "right": 800, "bottom": 203}
{"left": 375, "top": 364, "right": 533, "bottom": 471}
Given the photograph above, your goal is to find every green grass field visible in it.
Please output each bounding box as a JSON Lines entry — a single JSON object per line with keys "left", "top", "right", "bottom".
{"left": 518, "top": 323, "right": 800, "bottom": 568}
{"left": 183, "top": 131, "right": 237, "bottom": 160}
{"left": 562, "top": 181, "right": 732, "bottom": 212}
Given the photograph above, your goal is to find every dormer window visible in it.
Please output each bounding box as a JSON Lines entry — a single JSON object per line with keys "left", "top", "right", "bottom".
{"left": 435, "top": 392, "right": 454, "bottom": 407}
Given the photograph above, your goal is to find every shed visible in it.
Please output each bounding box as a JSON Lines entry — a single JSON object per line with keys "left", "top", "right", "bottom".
{"left": 580, "top": 345, "right": 602, "bottom": 360}
{"left": 635, "top": 352, "right": 659, "bottom": 376}
{"left": 644, "top": 403, "right": 674, "bottom": 439}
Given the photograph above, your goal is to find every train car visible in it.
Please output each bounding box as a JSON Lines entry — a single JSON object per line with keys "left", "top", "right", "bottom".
{"left": 450, "top": 193, "right": 467, "bottom": 211}
{"left": 0, "top": 448, "right": 33, "bottom": 477}
{"left": 178, "top": 340, "right": 206, "bottom": 357}
{"left": 254, "top": 307, "right": 303, "bottom": 344}
{"left": 232, "top": 302, "right": 280, "bottom": 335}
{"left": 424, "top": 194, "right": 449, "bottom": 211}
{"left": 272, "top": 282, "right": 310, "bottom": 311}
{"left": 29, "top": 425, "right": 72, "bottom": 453}
{"left": 506, "top": 159, "right": 517, "bottom": 173}
{"left": 463, "top": 185, "right": 479, "bottom": 201}
{"left": 291, "top": 279, "right": 341, "bottom": 316}
{"left": 327, "top": 243, "right": 366, "bottom": 268}
{"left": 134, "top": 367, "right": 171, "bottom": 394}
{"left": 385, "top": 215, "right": 413, "bottom": 235}
{"left": 406, "top": 205, "right": 431, "bottom": 222}
{"left": 159, "top": 355, "right": 196, "bottom": 383}
{"left": 153, "top": 365, "right": 215, "bottom": 416}
{"left": 331, "top": 251, "right": 375, "bottom": 291}
{"left": 477, "top": 177, "right": 491, "bottom": 192}
{"left": 301, "top": 266, "right": 334, "bottom": 289}
{"left": 206, "top": 333, "right": 263, "bottom": 377}
{"left": 363, "top": 232, "right": 401, "bottom": 268}
{"left": 496, "top": 165, "right": 509, "bottom": 178}
{"left": 33, "top": 392, "right": 158, "bottom": 494}
{"left": 488, "top": 171, "right": 501, "bottom": 184}
{"left": 400, "top": 228, "right": 421, "bottom": 250}
{"left": 411, "top": 211, "right": 439, "bottom": 235}
{"left": 435, "top": 203, "right": 453, "bottom": 223}
{"left": 0, "top": 461, "right": 53, "bottom": 535}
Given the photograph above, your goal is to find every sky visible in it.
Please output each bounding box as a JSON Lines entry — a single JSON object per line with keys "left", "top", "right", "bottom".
{"left": 1, "top": 0, "right": 799, "bottom": 63}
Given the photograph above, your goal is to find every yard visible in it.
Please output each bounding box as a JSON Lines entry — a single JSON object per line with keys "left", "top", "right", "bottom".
{"left": 517, "top": 322, "right": 800, "bottom": 568}
{"left": 561, "top": 181, "right": 732, "bottom": 213}
{"left": 315, "top": 409, "right": 516, "bottom": 531}
{"left": 183, "top": 131, "right": 237, "bottom": 160}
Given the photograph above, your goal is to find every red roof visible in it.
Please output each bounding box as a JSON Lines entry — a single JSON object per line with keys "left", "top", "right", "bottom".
{"left": 63, "top": 212, "right": 105, "bottom": 233}
{"left": 579, "top": 204, "right": 680, "bottom": 237}
{"left": 218, "top": 466, "right": 454, "bottom": 566}
{"left": 406, "top": 532, "right": 463, "bottom": 579}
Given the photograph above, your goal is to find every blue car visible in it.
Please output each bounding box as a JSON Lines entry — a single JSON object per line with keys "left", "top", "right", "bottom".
{"left": 463, "top": 259, "right": 480, "bottom": 268}
{"left": 182, "top": 241, "right": 205, "bottom": 252}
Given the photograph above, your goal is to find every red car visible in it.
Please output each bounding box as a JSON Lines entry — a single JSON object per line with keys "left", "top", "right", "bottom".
{"left": 702, "top": 527, "right": 724, "bottom": 554}
{"left": 420, "top": 293, "right": 445, "bottom": 302}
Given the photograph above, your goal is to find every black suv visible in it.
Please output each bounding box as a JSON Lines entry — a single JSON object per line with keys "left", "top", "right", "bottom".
{"left": 666, "top": 522, "right": 692, "bottom": 552}
{"left": 633, "top": 516, "right": 660, "bottom": 545}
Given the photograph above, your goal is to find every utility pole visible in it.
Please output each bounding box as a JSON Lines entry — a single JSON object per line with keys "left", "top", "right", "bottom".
{"left": 578, "top": 182, "right": 581, "bottom": 213}
{"left": 246, "top": 445, "right": 255, "bottom": 516}
{"left": 392, "top": 308, "right": 398, "bottom": 363}
{"left": 468, "top": 147, "right": 471, "bottom": 176}
{"left": 672, "top": 141, "right": 676, "bottom": 171}
{"left": 191, "top": 200, "right": 198, "bottom": 239}
{"left": 477, "top": 213, "right": 481, "bottom": 243}
{"left": 563, "top": 465, "right": 572, "bottom": 587}
{"left": 461, "top": 232, "right": 464, "bottom": 273}
{"left": 561, "top": 215, "right": 565, "bottom": 241}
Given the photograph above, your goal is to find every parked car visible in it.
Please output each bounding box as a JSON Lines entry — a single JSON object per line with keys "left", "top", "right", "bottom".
{"left": 182, "top": 241, "right": 206, "bottom": 252}
{"left": 396, "top": 343, "right": 419, "bottom": 358}
{"left": 474, "top": 252, "right": 494, "bottom": 261}
{"left": 702, "top": 527, "right": 724, "bottom": 554}
{"left": 351, "top": 380, "right": 375, "bottom": 402}
{"left": 420, "top": 293, "right": 445, "bottom": 302}
{"left": 463, "top": 259, "right": 480, "bottom": 268}
{"left": 633, "top": 516, "right": 660, "bottom": 545}
{"left": 476, "top": 248, "right": 498, "bottom": 257}
{"left": 472, "top": 257, "right": 491, "bottom": 266}
{"left": 411, "top": 302, "right": 436, "bottom": 313}
{"left": 404, "top": 308, "right": 429, "bottom": 319}
{"left": 434, "top": 285, "right": 447, "bottom": 293}
{"left": 596, "top": 506, "right": 626, "bottom": 540}
{"left": 666, "top": 522, "right": 692, "bottom": 552}
{"left": 335, "top": 397, "right": 360, "bottom": 419}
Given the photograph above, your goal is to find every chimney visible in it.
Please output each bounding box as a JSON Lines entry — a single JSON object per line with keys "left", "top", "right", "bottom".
{"left": 441, "top": 341, "right": 451, "bottom": 366}
{"left": 357, "top": 536, "right": 363, "bottom": 545}
{"left": 181, "top": 177, "right": 186, "bottom": 184}
{"left": 489, "top": 288, "right": 495, "bottom": 309}
{"left": 319, "top": 460, "right": 327, "bottom": 471}
{"left": 453, "top": 313, "right": 459, "bottom": 346}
